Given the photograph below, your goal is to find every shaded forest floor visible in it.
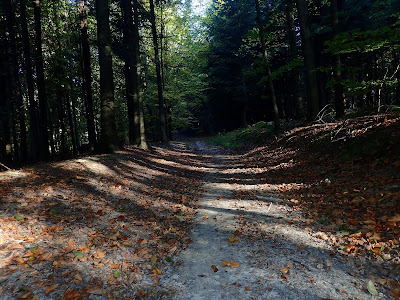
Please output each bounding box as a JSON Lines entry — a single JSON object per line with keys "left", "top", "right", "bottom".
{"left": 0, "top": 113, "right": 399, "bottom": 299}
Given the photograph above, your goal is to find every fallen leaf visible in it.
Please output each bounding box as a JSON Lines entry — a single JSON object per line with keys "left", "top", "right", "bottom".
{"left": 45, "top": 285, "right": 59, "bottom": 295}
{"left": 233, "top": 230, "right": 242, "bottom": 236}
{"left": 221, "top": 260, "right": 240, "bottom": 268}
{"left": 390, "top": 290, "right": 400, "bottom": 299}
{"left": 211, "top": 264, "right": 218, "bottom": 272}
{"left": 19, "top": 292, "right": 32, "bottom": 299}
{"left": 228, "top": 236, "right": 239, "bottom": 243}
{"left": 297, "top": 244, "right": 306, "bottom": 250}
{"left": 113, "top": 269, "right": 120, "bottom": 278}
{"left": 151, "top": 268, "right": 162, "bottom": 275}
{"left": 245, "top": 286, "right": 250, "bottom": 291}
{"left": 280, "top": 267, "right": 289, "bottom": 273}
{"left": 367, "top": 280, "right": 378, "bottom": 296}
{"left": 86, "top": 286, "right": 106, "bottom": 295}
{"left": 63, "top": 289, "right": 80, "bottom": 300}
{"left": 110, "top": 264, "right": 121, "bottom": 269}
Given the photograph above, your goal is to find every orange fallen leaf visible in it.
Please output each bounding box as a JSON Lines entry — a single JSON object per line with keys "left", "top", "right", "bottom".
{"left": 20, "top": 292, "right": 32, "bottom": 299}
{"left": 228, "top": 236, "right": 239, "bottom": 243}
{"left": 211, "top": 264, "right": 218, "bottom": 272}
{"left": 110, "top": 264, "right": 121, "bottom": 269}
{"left": 280, "top": 267, "right": 289, "bottom": 273}
{"left": 233, "top": 230, "right": 242, "bottom": 236}
{"left": 218, "top": 196, "right": 222, "bottom": 200}
{"left": 244, "top": 286, "right": 250, "bottom": 291}
{"left": 15, "top": 257, "right": 25, "bottom": 264}
{"left": 221, "top": 260, "right": 240, "bottom": 268}
{"left": 297, "top": 244, "right": 306, "bottom": 250}
{"left": 94, "top": 249, "right": 106, "bottom": 259}
{"left": 151, "top": 268, "right": 162, "bottom": 275}
{"left": 45, "top": 285, "right": 59, "bottom": 295}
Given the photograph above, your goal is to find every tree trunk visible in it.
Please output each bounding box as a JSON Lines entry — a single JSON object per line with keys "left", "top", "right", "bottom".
{"left": 67, "top": 56, "right": 79, "bottom": 155}
{"left": 33, "top": 0, "right": 49, "bottom": 159}
{"left": 80, "top": 0, "right": 96, "bottom": 149}
{"left": 254, "top": 0, "right": 280, "bottom": 130}
{"left": 331, "top": 0, "right": 344, "bottom": 118}
{"left": 149, "top": 0, "right": 168, "bottom": 142}
{"left": 133, "top": 0, "right": 148, "bottom": 149}
{"left": 96, "top": 0, "right": 118, "bottom": 153}
{"left": 284, "top": 0, "right": 304, "bottom": 119}
{"left": 296, "top": 0, "right": 320, "bottom": 120}
{"left": 20, "top": 0, "right": 40, "bottom": 161}
{"left": 4, "top": 0, "right": 27, "bottom": 162}
{"left": 122, "top": 0, "right": 141, "bottom": 145}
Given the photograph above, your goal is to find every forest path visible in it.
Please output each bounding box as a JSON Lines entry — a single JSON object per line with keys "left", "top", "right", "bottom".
{"left": 158, "top": 140, "right": 389, "bottom": 300}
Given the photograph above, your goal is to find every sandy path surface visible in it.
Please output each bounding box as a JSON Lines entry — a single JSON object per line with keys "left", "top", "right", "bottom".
{"left": 159, "top": 141, "right": 392, "bottom": 299}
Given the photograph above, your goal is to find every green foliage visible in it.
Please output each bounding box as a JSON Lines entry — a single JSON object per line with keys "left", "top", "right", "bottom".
{"left": 206, "top": 121, "right": 274, "bottom": 149}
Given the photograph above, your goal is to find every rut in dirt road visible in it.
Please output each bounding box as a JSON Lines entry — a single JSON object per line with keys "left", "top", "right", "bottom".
{"left": 158, "top": 141, "right": 394, "bottom": 300}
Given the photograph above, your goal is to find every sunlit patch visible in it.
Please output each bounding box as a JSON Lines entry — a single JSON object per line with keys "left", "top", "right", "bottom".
{"left": 0, "top": 170, "right": 28, "bottom": 182}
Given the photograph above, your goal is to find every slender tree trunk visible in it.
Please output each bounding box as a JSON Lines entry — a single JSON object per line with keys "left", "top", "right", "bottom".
{"left": 67, "top": 56, "right": 79, "bottom": 155}
{"left": 79, "top": 0, "right": 96, "bottom": 149}
{"left": 133, "top": 0, "right": 148, "bottom": 149}
{"left": 20, "top": 0, "right": 40, "bottom": 161}
{"left": 254, "top": 0, "right": 280, "bottom": 130}
{"left": 331, "top": 0, "right": 344, "bottom": 118}
{"left": 284, "top": 0, "right": 304, "bottom": 119}
{"left": 33, "top": 0, "right": 49, "bottom": 159}
{"left": 56, "top": 92, "right": 67, "bottom": 155}
{"left": 96, "top": 0, "right": 118, "bottom": 153}
{"left": 0, "top": 25, "right": 11, "bottom": 163}
{"left": 122, "top": 0, "right": 140, "bottom": 145}
{"left": 296, "top": 0, "right": 320, "bottom": 120}
{"left": 4, "top": 0, "right": 27, "bottom": 162}
{"left": 149, "top": 0, "right": 168, "bottom": 142}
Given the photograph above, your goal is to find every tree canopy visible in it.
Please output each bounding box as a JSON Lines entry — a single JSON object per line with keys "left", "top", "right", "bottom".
{"left": 0, "top": 0, "right": 399, "bottom": 165}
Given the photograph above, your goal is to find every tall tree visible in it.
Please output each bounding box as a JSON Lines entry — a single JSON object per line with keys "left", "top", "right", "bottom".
{"left": 149, "top": 0, "right": 168, "bottom": 142}
{"left": 133, "top": 0, "right": 148, "bottom": 149}
{"left": 80, "top": 0, "right": 96, "bottom": 149}
{"left": 331, "top": 0, "right": 344, "bottom": 118}
{"left": 20, "top": 0, "right": 40, "bottom": 160}
{"left": 254, "top": 0, "right": 279, "bottom": 130}
{"left": 296, "top": 0, "right": 320, "bottom": 120}
{"left": 121, "top": 0, "right": 140, "bottom": 145}
{"left": 96, "top": 0, "right": 118, "bottom": 153}
{"left": 4, "top": 0, "right": 27, "bottom": 161}
{"left": 33, "top": 0, "right": 49, "bottom": 159}
{"left": 284, "top": 0, "right": 304, "bottom": 119}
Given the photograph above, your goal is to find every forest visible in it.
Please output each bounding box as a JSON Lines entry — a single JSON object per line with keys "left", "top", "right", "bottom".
{"left": 0, "top": 0, "right": 398, "bottom": 165}
{"left": 0, "top": 0, "right": 400, "bottom": 299}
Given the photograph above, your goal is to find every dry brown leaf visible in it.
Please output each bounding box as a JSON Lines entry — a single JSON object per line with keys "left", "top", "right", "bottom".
{"left": 244, "top": 286, "right": 250, "bottom": 291}
{"left": 86, "top": 285, "right": 106, "bottom": 295}
{"left": 211, "top": 265, "right": 218, "bottom": 272}
{"left": 45, "top": 285, "right": 59, "bottom": 295}
{"left": 94, "top": 249, "right": 106, "bottom": 259}
{"left": 151, "top": 268, "right": 162, "bottom": 275}
{"left": 280, "top": 267, "right": 289, "bottom": 273}
{"left": 228, "top": 236, "right": 239, "bottom": 243}
{"left": 110, "top": 264, "right": 121, "bottom": 269}
{"left": 221, "top": 260, "right": 240, "bottom": 268}
{"left": 63, "top": 289, "right": 80, "bottom": 300}
{"left": 19, "top": 292, "right": 32, "bottom": 299}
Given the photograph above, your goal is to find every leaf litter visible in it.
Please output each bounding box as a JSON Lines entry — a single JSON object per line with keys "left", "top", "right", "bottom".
{"left": 0, "top": 114, "right": 399, "bottom": 299}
